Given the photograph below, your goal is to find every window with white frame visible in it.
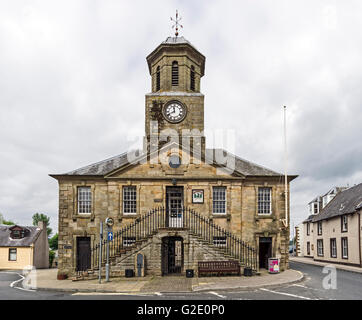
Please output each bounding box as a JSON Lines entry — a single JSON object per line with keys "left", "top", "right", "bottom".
{"left": 306, "top": 222, "right": 310, "bottom": 236}
{"left": 313, "top": 203, "right": 319, "bottom": 214}
{"left": 341, "top": 215, "right": 348, "bottom": 232}
{"left": 123, "top": 237, "right": 136, "bottom": 247}
{"left": 213, "top": 236, "right": 227, "bottom": 247}
{"left": 77, "top": 187, "right": 92, "bottom": 214}
{"left": 213, "top": 187, "right": 226, "bottom": 214}
{"left": 317, "top": 221, "right": 323, "bottom": 235}
{"left": 330, "top": 238, "right": 337, "bottom": 258}
{"left": 317, "top": 239, "right": 324, "bottom": 256}
{"left": 342, "top": 237, "right": 348, "bottom": 259}
{"left": 9, "top": 248, "right": 17, "bottom": 261}
{"left": 307, "top": 242, "right": 310, "bottom": 255}
{"left": 123, "top": 186, "right": 137, "bottom": 214}
{"left": 258, "top": 187, "right": 272, "bottom": 214}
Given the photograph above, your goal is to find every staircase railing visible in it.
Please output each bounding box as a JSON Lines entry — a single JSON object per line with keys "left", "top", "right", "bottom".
{"left": 91, "top": 207, "right": 258, "bottom": 272}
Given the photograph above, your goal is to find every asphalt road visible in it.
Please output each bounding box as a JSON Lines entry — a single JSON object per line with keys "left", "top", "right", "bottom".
{"left": 1, "top": 261, "right": 361, "bottom": 300}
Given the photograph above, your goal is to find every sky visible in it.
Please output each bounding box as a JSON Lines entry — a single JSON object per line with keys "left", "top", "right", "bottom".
{"left": 1, "top": 0, "right": 362, "bottom": 237}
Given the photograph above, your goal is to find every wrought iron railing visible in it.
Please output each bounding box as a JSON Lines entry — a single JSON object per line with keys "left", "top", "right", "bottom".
{"left": 91, "top": 207, "right": 258, "bottom": 272}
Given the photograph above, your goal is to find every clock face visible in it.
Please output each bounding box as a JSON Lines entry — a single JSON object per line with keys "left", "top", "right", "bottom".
{"left": 163, "top": 101, "right": 187, "bottom": 123}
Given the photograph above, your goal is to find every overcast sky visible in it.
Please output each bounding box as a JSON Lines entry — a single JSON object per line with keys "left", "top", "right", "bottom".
{"left": 1, "top": 0, "right": 362, "bottom": 236}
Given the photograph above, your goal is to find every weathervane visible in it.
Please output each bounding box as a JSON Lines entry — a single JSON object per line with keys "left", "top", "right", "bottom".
{"left": 171, "top": 10, "right": 183, "bottom": 37}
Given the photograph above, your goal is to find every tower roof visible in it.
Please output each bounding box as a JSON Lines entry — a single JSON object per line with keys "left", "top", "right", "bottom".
{"left": 146, "top": 36, "right": 205, "bottom": 76}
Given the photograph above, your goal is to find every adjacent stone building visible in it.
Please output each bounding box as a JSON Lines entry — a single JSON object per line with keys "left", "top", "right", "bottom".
{"left": 50, "top": 35, "right": 297, "bottom": 278}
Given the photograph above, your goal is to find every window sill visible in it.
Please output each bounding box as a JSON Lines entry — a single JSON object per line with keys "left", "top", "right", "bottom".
{"left": 72, "top": 214, "right": 93, "bottom": 222}
{"left": 255, "top": 215, "right": 276, "bottom": 221}
{"left": 211, "top": 214, "right": 231, "bottom": 221}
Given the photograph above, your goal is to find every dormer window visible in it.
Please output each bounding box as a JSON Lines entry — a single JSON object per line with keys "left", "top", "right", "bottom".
{"left": 190, "top": 65, "right": 195, "bottom": 91}
{"left": 10, "top": 226, "right": 25, "bottom": 239}
{"left": 313, "top": 202, "right": 318, "bottom": 214}
{"left": 172, "top": 61, "right": 179, "bottom": 86}
{"left": 156, "top": 66, "right": 160, "bottom": 91}
{"left": 12, "top": 230, "right": 21, "bottom": 239}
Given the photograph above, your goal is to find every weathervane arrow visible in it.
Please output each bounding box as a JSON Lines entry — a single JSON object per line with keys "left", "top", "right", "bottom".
{"left": 171, "top": 10, "right": 183, "bottom": 37}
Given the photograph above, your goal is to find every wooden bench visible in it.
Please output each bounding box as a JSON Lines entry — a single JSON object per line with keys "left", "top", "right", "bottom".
{"left": 198, "top": 261, "right": 240, "bottom": 277}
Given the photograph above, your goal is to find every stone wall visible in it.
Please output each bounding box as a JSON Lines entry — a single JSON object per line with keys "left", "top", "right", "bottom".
{"left": 56, "top": 175, "right": 291, "bottom": 277}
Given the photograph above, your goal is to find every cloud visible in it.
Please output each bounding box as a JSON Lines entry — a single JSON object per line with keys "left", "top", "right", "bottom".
{"left": 0, "top": 0, "right": 361, "bottom": 235}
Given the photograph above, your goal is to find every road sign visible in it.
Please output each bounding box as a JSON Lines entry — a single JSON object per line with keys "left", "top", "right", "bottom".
{"left": 108, "top": 232, "right": 113, "bottom": 241}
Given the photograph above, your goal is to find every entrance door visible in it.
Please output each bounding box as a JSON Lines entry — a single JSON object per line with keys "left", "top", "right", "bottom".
{"left": 161, "top": 237, "right": 183, "bottom": 275}
{"left": 76, "top": 237, "right": 91, "bottom": 272}
{"left": 166, "top": 187, "right": 183, "bottom": 228}
{"left": 259, "top": 237, "right": 272, "bottom": 269}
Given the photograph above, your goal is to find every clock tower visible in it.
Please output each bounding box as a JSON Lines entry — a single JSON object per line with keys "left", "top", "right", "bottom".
{"left": 144, "top": 36, "right": 206, "bottom": 158}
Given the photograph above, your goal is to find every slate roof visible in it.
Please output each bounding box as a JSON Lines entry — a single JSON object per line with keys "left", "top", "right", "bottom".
{"left": 308, "top": 196, "right": 321, "bottom": 205}
{"left": 312, "top": 183, "right": 362, "bottom": 222}
{"left": 0, "top": 225, "right": 41, "bottom": 247}
{"left": 147, "top": 36, "right": 206, "bottom": 76}
{"left": 51, "top": 147, "right": 291, "bottom": 178}
{"left": 162, "top": 36, "right": 193, "bottom": 46}
{"left": 321, "top": 186, "right": 348, "bottom": 197}
{"left": 303, "top": 215, "right": 315, "bottom": 223}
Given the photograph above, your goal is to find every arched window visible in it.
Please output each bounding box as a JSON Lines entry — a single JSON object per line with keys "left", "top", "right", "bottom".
{"left": 190, "top": 65, "right": 195, "bottom": 91}
{"left": 172, "top": 61, "right": 178, "bottom": 86}
{"left": 156, "top": 66, "right": 160, "bottom": 91}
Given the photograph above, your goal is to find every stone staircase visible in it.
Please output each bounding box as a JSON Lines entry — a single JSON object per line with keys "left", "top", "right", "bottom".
{"left": 85, "top": 207, "right": 257, "bottom": 278}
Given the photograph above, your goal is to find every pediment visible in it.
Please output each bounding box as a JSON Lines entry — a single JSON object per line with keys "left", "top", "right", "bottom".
{"left": 105, "top": 143, "right": 244, "bottom": 179}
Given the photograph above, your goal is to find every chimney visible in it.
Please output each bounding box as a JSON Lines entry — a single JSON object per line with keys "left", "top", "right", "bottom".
{"left": 38, "top": 220, "right": 47, "bottom": 231}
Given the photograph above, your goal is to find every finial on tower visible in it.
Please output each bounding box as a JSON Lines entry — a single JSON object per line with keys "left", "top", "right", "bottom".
{"left": 170, "top": 10, "right": 183, "bottom": 37}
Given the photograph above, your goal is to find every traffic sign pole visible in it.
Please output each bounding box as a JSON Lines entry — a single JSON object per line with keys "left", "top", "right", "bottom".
{"left": 104, "top": 217, "right": 114, "bottom": 283}
{"left": 106, "top": 226, "right": 110, "bottom": 282}
{"left": 98, "top": 222, "right": 103, "bottom": 284}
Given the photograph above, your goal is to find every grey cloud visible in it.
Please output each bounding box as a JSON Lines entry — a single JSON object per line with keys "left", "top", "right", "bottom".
{"left": 1, "top": 1, "right": 361, "bottom": 236}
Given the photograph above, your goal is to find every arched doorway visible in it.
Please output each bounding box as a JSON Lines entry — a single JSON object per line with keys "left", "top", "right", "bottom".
{"left": 161, "top": 236, "right": 183, "bottom": 275}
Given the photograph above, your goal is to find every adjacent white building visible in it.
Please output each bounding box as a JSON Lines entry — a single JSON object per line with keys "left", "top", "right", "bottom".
{"left": 298, "top": 184, "right": 362, "bottom": 267}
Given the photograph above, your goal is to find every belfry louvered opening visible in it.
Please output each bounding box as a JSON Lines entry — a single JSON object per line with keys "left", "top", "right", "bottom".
{"left": 190, "top": 65, "right": 195, "bottom": 91}
{"left": 172, "top": 61, "right": 179, "bottom": 86}
{"left": 156, "top": 66, "right": 160, "bottom": 91}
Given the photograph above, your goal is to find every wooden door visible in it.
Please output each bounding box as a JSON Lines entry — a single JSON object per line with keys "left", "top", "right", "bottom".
{"left": 76, "top": 237, "right": 91, "bottom": 271}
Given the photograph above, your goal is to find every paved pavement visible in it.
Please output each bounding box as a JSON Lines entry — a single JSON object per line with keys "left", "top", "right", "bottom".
{"left": 290, "top": 256, "right": 362, "bottom": 273}
{"left": 20, "top": 267, "right": 303, "bottom": 293}
{"left": 1, "top": 261, "right": 362, "bottom": 299}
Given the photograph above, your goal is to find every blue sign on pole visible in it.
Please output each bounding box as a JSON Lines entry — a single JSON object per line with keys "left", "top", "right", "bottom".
{"left": 108, "top": 232, "right": 113, "bottom": 241}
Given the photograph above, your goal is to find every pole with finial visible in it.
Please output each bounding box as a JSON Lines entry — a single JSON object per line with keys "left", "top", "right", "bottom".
{"left": 284, "top": 105, "right": 288, "bottom": 229}
{"left": 171, "top": 10, "right": 183, "bottom": 37}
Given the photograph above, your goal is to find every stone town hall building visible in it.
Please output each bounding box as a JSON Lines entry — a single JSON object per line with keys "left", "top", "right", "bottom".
{"left": 50, "top": 35, "right": 297, "bottom": 278}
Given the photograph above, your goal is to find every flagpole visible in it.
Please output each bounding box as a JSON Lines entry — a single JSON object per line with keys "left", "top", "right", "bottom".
{"left": 284, "top": 106, "right": 288, "bottom": 228}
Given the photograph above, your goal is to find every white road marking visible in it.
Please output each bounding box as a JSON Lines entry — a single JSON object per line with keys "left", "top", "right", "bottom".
{"left": 0, "top": 271, "right": 36, "bottom": 292}
{"left": 208, "top": 291, "right": 226, "bottom": 299}
{"left": 155, "top": 292, "right": 163, "bottom": 296}
{"left": 291, "top": 283, "right": 321, "bottom": 291}
{"left": 72, "top": 292, "right": 146, "bottom": 296}
{"left": 259, "top": 288, "right": 312, "bottom": 300}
